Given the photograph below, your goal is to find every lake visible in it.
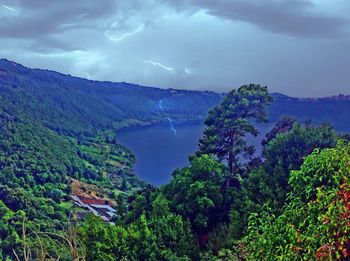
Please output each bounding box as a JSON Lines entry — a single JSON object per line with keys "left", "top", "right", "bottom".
{"left": 117, "top": 121, "right": 205, "bottom": 186}
{"left": 117, "top": 121, "right": 271, "bottom": 186}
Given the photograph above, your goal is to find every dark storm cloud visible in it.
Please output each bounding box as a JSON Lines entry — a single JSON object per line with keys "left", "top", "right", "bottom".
{"left": 0, "top": 0, "right": 117, "bottom": 40}
{"left": 161, "top": 0, "right": 349, "bottom": 38}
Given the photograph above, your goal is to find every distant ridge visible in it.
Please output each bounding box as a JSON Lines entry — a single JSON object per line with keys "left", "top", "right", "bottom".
{"left": 0, "top": 58, "right": 222, "bottom": 136}
{"left": 271, "top": 92, "right": 350, "bottom": 101}
{"left": 1, "top": 58, "right": 350, "bottom": 133}
{"left": 1, "top": 58, "right": 347, "bottom": 100}
{"left": 298, "top": 94, "right": 350, "bottom": 101}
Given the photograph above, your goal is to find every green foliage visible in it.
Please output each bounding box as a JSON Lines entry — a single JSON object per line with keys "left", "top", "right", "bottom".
{"left": 289, "top": 140, "right": 349, "bottom": 201}
{"left": 245, "top": 141, "right": 350, "bottom": 260}
{"left": 0, "top": 113, "right": 144, "bottom": 252}
{"left": 261, "top": 116, "right": 296, "bottom": 146}
{"left": 162, "top": 155, "right": 229, "bottom": 235}
{"left": 244, "top": 122, "right": 337, "bottom": 214}
{"left": 198, "top": 84, "right": 273, "bottom": 173}
{"left": 124, "top": 194, "right": 148, "bottom": 223}
{"left": 149, "top": 193, "right": 196, "bottom": 259}
{"left": 79, "top": 214, "right": 130, "bottom": 261}
{"left": 78, "top": 194, "right": 196, "bottom": 260}
{"left": 123, "top": 184, "right": 156, "bottom": 224}
{"left": 0, "top": 73, "right": 143, "bottom": 258}
{"left": 0, "top": 200, "right": 21, "bottom": 258}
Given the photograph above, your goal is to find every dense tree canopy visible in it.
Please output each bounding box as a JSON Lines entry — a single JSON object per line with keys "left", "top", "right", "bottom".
{"left": 244, "top": 122, "right": 337, "bottom": 214}
{"left": 245, "top": 141, "right": 350, "bottom": 260}
{"left": 162, "top": 155, "right": 229, "bottom": 237}
{"left": 79, "top": 193, "right": 196, "bottom": 260}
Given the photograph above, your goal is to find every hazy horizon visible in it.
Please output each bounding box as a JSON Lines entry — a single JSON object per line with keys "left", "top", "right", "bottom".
{"left": 2, "top": 57, "right": 349, "bottom": 98}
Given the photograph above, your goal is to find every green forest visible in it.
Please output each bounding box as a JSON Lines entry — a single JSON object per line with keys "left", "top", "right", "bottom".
{"left": 1, "top": 78, "right": 350, "bottom": 260}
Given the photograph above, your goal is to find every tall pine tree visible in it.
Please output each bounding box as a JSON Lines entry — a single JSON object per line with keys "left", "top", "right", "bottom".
{"left": 198, "top": 84, "right": 273, "bottom": 174}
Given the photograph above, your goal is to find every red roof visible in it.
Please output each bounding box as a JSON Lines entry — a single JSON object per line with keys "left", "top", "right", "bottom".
{"left": 77, "top": 196, "right": 109, "bottom": 206}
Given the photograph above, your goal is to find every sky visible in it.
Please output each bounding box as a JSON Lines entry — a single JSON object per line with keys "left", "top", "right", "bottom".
{"left": 0, "top": 0, "right": 349, "bottom": 97}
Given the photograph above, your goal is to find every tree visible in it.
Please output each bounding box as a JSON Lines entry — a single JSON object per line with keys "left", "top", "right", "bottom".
{"left": 123, "top": 185, "right": 156, "bottom": 224}
{"left": 162, "top": 155, "right": 229, "bottom": 246}
{"left": 261, "top": 116, "right": 296, "bottom": 146}
{"left": 149, "top": 193, "right": 197, "bottom": 259}
{"left": 244, "top": 123, "right": 337, "bottom": 214}
{"left": 78, "top": 214, "right": 129, "bottom": 261}
{"left": 245, "top": 141, "right": 350, "bottom": 260}
{"left": 198, "top": 84, "right": 273, "bottom": 174}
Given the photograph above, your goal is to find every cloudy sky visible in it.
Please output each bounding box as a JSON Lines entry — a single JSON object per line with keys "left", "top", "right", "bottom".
{"left": 0, "top": 0, "right": 349, "bottom": 97}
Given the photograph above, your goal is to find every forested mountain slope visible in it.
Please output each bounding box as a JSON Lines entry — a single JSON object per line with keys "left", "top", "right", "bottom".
{"left": 0, "top": 59, "right": 222, "bottom": 136}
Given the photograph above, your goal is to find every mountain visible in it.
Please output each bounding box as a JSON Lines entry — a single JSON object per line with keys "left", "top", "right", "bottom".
{"left": 269, "top": 93, "right": 350, "bottom": 132}
{"left": 0, "top": 59, "right": 222, "bottom": 136}
{"left": 1, "top": 59, "right": 349, "bottom": 135}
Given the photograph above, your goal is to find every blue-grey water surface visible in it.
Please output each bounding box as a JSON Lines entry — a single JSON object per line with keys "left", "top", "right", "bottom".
{"left": 117, "top": 122, "right": 205, "bottom": 185}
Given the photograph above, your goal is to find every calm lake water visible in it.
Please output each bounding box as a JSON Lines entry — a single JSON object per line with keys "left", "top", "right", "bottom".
{"left": 117, "top": 122, "right": 205, "bottom": 186}
{"left": 117, "top": 121, "right": 270, "bottom": 186}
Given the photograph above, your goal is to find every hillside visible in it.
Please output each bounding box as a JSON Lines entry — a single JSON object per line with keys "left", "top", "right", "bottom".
{"left": 1, "top": 59, "right": 349, "bottom": 136}
{"left": 0, "top": 59, "right": 222, "bottom": 136}
{"left": 270, "top": 93, "right": 350, "bottom": 132}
